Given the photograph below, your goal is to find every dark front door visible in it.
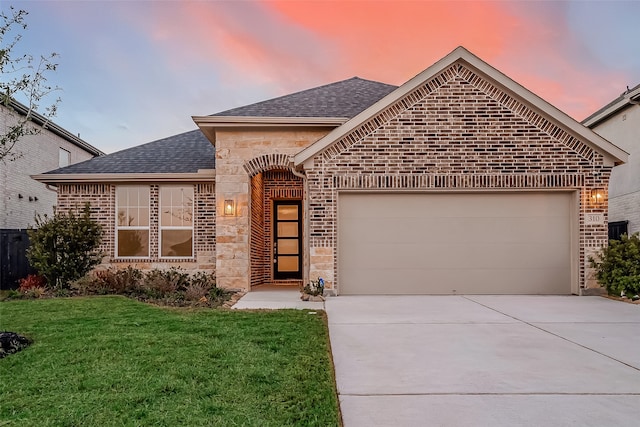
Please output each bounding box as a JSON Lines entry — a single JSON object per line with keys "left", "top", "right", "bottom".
{"left": 273, "top": 201, "right": 302, "bottom": 280}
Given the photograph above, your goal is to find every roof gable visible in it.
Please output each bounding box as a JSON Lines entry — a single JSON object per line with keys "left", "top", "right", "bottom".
{"left": 211, "top": 77, "right": 397, "bottom": 119}
{"left": 294, "top": 47, "right": 628, "bottom": 167}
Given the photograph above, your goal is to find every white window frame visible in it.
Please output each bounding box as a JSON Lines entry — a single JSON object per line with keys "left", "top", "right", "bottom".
{"left": 159, "top": 185, "right": 194, "bottom": 259}
{"left": 59, "top": 148, "right": 71, "bottom": 167}
{"left": 115, "top": 186, "right": 150, "bottom": 259}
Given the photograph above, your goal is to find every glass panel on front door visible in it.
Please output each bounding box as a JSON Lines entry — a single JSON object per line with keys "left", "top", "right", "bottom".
{"left": 274, "top": 201, "right": 302, "bottom": 280}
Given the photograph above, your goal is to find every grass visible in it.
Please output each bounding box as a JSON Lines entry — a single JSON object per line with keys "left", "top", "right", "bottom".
{"left": 0, "top": 296, "right": 340, "bottom": 426}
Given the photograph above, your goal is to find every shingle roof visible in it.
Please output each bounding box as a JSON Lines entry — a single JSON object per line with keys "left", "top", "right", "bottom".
{"left": 44, "top": 129, "right": 213, "bottom": 174}
{"left": 43, "top": 77, "right": 396, "bottom": 176}
{"left": 212, "top": 77, "right": 398, "bottom": 118}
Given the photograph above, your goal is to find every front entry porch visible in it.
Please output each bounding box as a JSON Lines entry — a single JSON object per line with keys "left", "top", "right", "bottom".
{"left": 232, "top": 284, "right": 324, "bottom": 309}
{"left": 249, "top": 169, "right": 304, "bottom": 289}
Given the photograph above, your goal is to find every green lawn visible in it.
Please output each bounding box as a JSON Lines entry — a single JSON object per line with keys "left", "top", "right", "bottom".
{"left": 0, "top": 297, "right": 340, "bottom": 426}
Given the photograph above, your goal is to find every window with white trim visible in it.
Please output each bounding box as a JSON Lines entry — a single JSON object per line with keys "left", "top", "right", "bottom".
{"left": 116, "top": 186, "right": 150, "bottom": 258}
{"left": 159, "top": 186, "right": 193, "bottom": 258}
{"left": 59, "top": 148, "right": 70, "bottom": 167}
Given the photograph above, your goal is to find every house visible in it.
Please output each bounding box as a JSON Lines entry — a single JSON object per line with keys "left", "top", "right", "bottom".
{"left": 33, "top": 47, "right": 627, "bottom": 296}
{"left": 1, "top": 99, "right": 104, "bottom": 288}
{"left": 583, "top": 84, "right": 639, "bottom": 239}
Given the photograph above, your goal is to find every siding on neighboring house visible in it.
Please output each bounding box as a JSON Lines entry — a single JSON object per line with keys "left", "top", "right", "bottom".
{"left": 584, "top": 89, "right": 640, "bottom": 236}
{"left": 0, "top": 103, "right": 100, "bottom": 229}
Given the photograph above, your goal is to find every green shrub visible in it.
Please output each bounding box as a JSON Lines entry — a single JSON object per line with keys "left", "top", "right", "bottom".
{"left": 184, "top": 271, "right": 219, "bottom": 302}
{"left": 589, "top": 233, "right": 640, "bottom": 297}
{"left": 190, "top": 271, "right": 216, "bottom": 288}
{"left": 27, "top": 203, "right": 103, "bottom": 289}
{"left": 38, "top": 266, "right": 228, "bottom": 307}
{"left": 1, "top": 290, "right": 22, "bottom": 300}
{"left": 142, "top": 268, "right": 189, "bottom": 298}
{"left": 184, "top": 282, "right": 209, "bottom": 301}
{"left": 72, "top": 267, "right": 143, "bottom": 295}
{"left": 207, "top": 285, "right": 229, "bottom": 303}
{"left": 101, "top": 267, "right": 143, "bottom": 294}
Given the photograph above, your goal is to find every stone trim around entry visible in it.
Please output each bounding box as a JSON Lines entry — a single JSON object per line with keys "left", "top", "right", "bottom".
{"left": 243, "top": 153, "right": 292, "bottom": 177}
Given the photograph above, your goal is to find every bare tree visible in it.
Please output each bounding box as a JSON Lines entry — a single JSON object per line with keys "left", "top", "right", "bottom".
{"left": 1, "top": 6, "right": 61, "bottom": 161}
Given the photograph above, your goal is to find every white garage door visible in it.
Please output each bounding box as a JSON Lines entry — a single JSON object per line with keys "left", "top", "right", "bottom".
{"left": 338, "top": 192, "right": 573, "bottom": 295}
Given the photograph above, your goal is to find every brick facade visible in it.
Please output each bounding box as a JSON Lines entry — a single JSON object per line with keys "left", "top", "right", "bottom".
{"left": 263, "top": 170, "right": 304, "bottom": 285}
{"left": 42, "top": 51, "right": 623, "bottom": 295}
{"left": 249, "top": 172, "right": 265, "bottom": 287}
{"left": 56, "top": 182, "right": 216, "bottom": 273}
{"left": 304, "top": 64, "right": 611, "bottom": 294}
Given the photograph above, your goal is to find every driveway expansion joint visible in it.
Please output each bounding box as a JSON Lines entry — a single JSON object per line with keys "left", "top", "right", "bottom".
{"left": 462, "top": 296, "right": 640, "bottom": 372}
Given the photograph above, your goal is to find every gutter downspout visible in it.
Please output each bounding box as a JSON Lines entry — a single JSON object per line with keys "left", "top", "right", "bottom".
{"left": 289, "top": 158, "right": 309, "bottom": 288}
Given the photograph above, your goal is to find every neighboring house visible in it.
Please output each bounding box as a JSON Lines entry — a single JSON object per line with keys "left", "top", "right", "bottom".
{"left": 0, "top": 99, "right": 104, "bottom": 288}
{"left": 583, "top": 84, "right": 639, "bottom": 239}
{"left": 33, "top": 47, "right": 627, "bottom": 296}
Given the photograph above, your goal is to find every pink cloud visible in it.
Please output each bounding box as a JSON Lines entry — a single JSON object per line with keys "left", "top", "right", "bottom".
{"left": 265, "top": 0, "right": 631, "bottom": 120}
{"left": 117, "top": 1, "right": 336, "bottom": 94}
{"left": 76, "top": 0, "right": 633, "bottom": 120}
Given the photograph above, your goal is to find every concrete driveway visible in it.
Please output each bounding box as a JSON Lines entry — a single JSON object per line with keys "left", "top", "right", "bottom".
{"left": 325, "top": 296, "right": 640, "bottom": 426}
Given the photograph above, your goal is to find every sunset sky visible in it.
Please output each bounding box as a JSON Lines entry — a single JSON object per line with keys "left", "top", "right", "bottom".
{"left": 5, "top": 0, "right": 640, "bottom": 154}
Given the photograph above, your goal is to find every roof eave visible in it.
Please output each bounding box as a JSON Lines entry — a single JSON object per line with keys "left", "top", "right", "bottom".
{"left": 294, "top": 46, "right": 628, "bottom": 167}
{"left": 31, "top": 170, "right": 216, "bottom": 185}
{"left": 192, "top": 116, "right": 347, "bottom": 145}
{"left": 582, "top": 86, "right": 640, "bottom": 128}
{"left": 5, "top": 99, "right": 105, "bottom": 157}
{"left": 193, "top": 115, "right": 348, "bottom": 125}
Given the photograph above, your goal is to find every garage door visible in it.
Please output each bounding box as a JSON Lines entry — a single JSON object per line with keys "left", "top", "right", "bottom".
{"left": 338, "top": 192, "right": 573, "bottom": 295}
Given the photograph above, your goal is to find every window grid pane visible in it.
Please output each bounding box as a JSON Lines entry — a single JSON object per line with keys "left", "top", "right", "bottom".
{"left": 116, "top": 186, "right": 150, "bottom": 258}
{"left": 161, "top": 187, "right": 193, "bottom": 227}
{"left": 159, "top": 186, "right": 194, "bottom": 258}
{"left": 118, "top": 230, "right": 149, "bottom": 257}
{"left": 161, "top": 230, "right": 193, "bottom": 257}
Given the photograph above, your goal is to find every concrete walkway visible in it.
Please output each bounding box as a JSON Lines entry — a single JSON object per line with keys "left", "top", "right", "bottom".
{"left": 232, "top": 285, "right": 324, "bottom": 310}
{"left": 326, "top": 295, "right": 640, "bottom": 426}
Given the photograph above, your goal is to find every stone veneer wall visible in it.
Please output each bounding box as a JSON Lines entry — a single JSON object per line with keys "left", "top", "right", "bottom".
{"left": 304, "top": 63, "right": 612, "bottom": 294}
{"left": 56, "top": 182, "right": 216, "bottom": 273}
{"left": 214, "top": 129, "right": 331, "bottom": 290}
